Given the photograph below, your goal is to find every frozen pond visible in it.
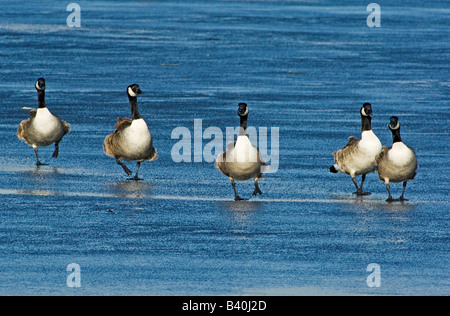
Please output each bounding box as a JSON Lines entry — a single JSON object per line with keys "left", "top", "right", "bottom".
{"left": 0, "top": 0, "right": 448, "bottom": 295}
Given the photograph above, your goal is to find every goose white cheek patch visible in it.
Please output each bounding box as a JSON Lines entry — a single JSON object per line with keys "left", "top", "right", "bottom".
{"left": 128, "top": 87, "right": 137, "bottom": 97}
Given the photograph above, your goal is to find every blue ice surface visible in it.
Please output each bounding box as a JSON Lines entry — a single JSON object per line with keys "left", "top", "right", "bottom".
{"left": 0, "top": 0, "right": 448, "bottom": 295}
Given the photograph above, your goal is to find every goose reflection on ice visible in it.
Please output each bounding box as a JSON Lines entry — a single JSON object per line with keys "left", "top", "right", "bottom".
{"left": 219, "top": 200, "right": 262, "bottom": 225}
{"left": 105, "top": 180, "right": 154, "bottom": 198}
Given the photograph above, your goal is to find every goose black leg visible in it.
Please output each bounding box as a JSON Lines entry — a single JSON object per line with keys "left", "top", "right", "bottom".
{"left": 230, "top": 178, "right": 246, "bottom": 201}
{"left": 116, "top": 157, "right": 132, "bottom": 176}
{"left": 358, "top": 174, "right": 371, "bottom": 195}
{"left": 52, "top": 141, "right": 60, "bottom": 158}
{"left": 252, "top": 178, "right": 262, "bottom": 196}
{"left": 128, "top": 161, "right": 143, "bottom": 181}
{"left": 354, "top": 174, "right": 371, "bottom": 196}
{"left": 351, "top": 176, "right": 360, "bottom": 192}
{"left": 399, "top": 181, "right": 409, "bottom": 201}
{"left": 385, "top": 183, "right": 394, "bottom": 202}
{"left": 33, "top": 145, "right": 47, "bottom": 166}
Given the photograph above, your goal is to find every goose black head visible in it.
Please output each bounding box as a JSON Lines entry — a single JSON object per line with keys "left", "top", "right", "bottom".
{"left": 237, "top": 102, "right": 249, "bottom": 117}
{"left": 389, "top": 116, "right": 400, "bottom": 131}
{"left": 388, "top": 116, "right": 402, "bottom": 143}
{"left": 127, "top": 84, "right": 144, "bottom": 98}
{"left": 360, "top": 102, "right": 373, "bottom": 118}
{"left": 35, "top": 78, "right": 46, "bottom": 91}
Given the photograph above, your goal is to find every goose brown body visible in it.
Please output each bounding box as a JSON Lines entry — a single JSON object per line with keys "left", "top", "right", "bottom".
{"left": 330, "top": 103, "right": 382, "bottom": 195}
{"left": 18, "top": 108, "right": 70, "bottom": 148}
{"left": 103, "top": 117, "right": 157, "bottom": 162}
{"left": 375, "top": 116, "right": 418, "bottom": 202}
{"left": 103, "top": 84, "right": 157, "bottom": 180}
{"left": 17, "top": 78, "right": 70, "bottom": 165}
{"left": 215, "top": 103, "right": 268, "bottom": 200}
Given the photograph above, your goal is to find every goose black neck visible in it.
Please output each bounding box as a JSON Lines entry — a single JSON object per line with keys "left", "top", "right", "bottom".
{"left": 361, "top": 115, "right": 372, "bottom": 132}
{"left": 129, "top": 96, "right": 141, "bottom": 120}
{"left": 37, "top": 90, "right": 46, "bottom": 108}
{"left": 239, "top": 115, "right": 248, "bottom": 135}
{"left": 391, "top": 128, "right": 402, "bottom": 144}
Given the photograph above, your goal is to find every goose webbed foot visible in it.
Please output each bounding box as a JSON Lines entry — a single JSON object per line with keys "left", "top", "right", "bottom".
{"left": 127, "top": 175, "right": 143, "bottom": 181}
{"left": 235, "top": 196, "right": 248, "bottom": 201}
{"left": 387, "top": 196, "right": 408, "bottom": 203}
{"left": 36, "top": 161, "right": 48, "bottom": 167}
{"left": 354, "top": 189, "right": 371, "bottom": 196}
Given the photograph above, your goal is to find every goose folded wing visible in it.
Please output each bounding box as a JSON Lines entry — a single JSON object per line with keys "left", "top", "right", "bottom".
{"left": 114, "top": 117, "right": 132, "bottom": 131}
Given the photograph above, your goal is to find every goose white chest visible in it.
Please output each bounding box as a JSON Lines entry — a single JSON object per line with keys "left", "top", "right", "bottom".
{"left": 220, "top": 135, "right": 261, "bottom": 181}
{"left": 30, "top": 108, "right": 64, "bottom": 144}
{"left": 230, "top": 135, "right": 259, "bottom": 163}
{"left": 34, "top": 108, "right": 59, "bottom": 132}
{"left": 388, "top": 142, "right": 415, "bottom": 166}
{"left": 358, "top": 130, "right": 382, "bottom": 156}
{"left": 122, "top": 119, "right": 152, "bottom": 151}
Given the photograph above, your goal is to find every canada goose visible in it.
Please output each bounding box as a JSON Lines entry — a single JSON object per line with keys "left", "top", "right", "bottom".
{"left": 17, "top": 78, "right": 70, "bottom": 166}
{"left": 330, "top": 103, "right": 382, "bottom": 195}
{"left": 376, "top": 116, "right": 418, "bottom": 202}
{"left": 215, "top": 103, "right": 268, "bottom": 201}
{"left": 103, "top": 84, "right": 158, "bottom": 181}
